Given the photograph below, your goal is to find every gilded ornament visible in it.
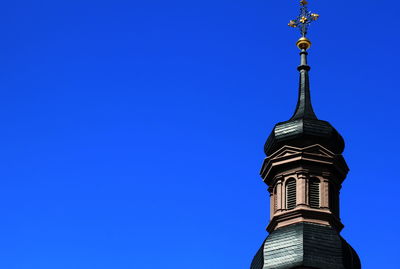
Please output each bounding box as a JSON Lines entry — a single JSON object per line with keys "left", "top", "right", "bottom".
{"left": 288, "top": 0, "right": 319, "bottom": 39}
{"left": 299, "top": 16, "right": 307, "bottom": 23}
{"left": 311, "top": 13, "right": 320, "bottom": 20}
{"left": 300, "top": 0, "right": 308, "bottom": 5}
{"left": 288, "top": 20, "right": 297, "bottom": 27}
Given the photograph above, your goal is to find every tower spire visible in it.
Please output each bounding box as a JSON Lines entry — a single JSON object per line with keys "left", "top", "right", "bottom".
{"left": 288, "top": 0, "right": 319, "bottom": 120}
{"left": 251, "top": 1, "right": 361, "bottom": 268}
{"left": 264, "top": 0, "right": 345, "bottom": 156}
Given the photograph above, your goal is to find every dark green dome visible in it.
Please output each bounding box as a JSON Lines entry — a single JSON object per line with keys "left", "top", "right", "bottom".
{"left": 250, "top": 223, "right": 361, "bottom": 269}
{"left": 264, "top": 53, "right": 345, "bottom": 156}
{"left": 264, "top": 117, "right": 345, "bottom": 156}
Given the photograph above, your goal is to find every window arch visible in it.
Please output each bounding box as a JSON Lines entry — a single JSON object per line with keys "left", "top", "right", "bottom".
{"left": 309, "top": 177, "right": 320, "bottom": 208}
{"left": 286, "top": 178, "right": 296, "bottom": 210}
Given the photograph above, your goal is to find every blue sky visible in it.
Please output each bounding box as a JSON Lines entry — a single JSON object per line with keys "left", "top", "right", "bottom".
{"left": 0, "top": 0, "right": 398, "bottom": 268}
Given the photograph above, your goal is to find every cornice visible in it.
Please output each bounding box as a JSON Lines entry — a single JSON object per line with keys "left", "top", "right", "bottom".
{"left": 267, "top": 207, "right": 344, "bottom": 233}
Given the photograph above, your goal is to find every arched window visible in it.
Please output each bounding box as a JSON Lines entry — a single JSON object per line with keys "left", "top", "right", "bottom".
{"left": 286, "top": 178, "right": 296, "bottom": 210}
{"left": 309, "top": 178, "right": 320, "bottom": 208}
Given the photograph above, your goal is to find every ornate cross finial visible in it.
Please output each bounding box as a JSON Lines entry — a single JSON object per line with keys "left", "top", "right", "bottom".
{"left": 288, "top": 0, "right": 320, "bottom": 37}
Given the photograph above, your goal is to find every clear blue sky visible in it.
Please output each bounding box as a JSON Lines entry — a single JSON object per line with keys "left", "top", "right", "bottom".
{"left": 0, "top": 0, "right": 398, "bottom": 268}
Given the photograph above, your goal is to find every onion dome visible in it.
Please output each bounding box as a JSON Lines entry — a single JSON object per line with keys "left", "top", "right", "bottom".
{"left": 264, "top": 38, "right": 345, "bottom": 156}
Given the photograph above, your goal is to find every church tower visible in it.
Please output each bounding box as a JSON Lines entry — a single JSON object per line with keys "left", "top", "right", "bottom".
{"left": 250, "top": 1, "right": 361, "bottom": 268}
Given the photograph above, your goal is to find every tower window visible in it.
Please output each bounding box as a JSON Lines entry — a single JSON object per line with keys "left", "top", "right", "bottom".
{"left": 286, "top": 179, "right": 296, "bottom": 210}
{"left": 273, "top": 186, "right": 277, "bottom": 212}
{"left": 309, "top": 178, "right": 320, "bottom": 208}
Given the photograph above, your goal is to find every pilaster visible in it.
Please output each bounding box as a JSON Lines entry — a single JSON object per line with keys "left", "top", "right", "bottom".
{"left": 296, "top": 171, "right": 307, "bottom": 206}
{"left": 321, "top": 178, "right": 329, "bottom": 209}
{"left": 276, "top": 176, "right": 284, "bottom": 212}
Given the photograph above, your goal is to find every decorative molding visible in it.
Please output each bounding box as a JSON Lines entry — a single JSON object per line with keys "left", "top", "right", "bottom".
{"left": 260, "top": 144, "right": 349, "bottom": 185}
{"left": 267, "top": 207, "right": 344, "bottom": 233}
